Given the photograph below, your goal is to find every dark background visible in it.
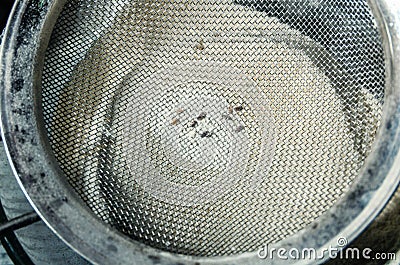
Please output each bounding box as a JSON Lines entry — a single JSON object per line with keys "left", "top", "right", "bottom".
{"left": 0, "top": 0, "right": 14, "bottom": 33}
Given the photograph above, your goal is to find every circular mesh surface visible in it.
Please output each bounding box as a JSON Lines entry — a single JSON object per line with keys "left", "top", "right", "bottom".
{"left": 41, "top": 0, "right": 385, "bottom": 257}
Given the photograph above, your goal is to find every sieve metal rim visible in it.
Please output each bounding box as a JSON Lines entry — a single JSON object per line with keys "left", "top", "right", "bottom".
{"left": 0, "top": 0, "right": 399, "bottom": 264}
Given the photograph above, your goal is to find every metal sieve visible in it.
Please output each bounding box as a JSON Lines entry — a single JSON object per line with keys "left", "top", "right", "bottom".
{"left": 1, "top": 0, "right": 400, "bottom": 264}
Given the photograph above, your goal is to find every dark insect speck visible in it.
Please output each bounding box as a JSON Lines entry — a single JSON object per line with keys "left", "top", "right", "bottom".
{"left": 197, "top": 112, "right": 207, "bottom": 120}
{"left": 190, "top": 120, "right": 198, "bottom": 127}
{"left": 200, "top": 131, "right": 213, "bottom": 138}
{"left": 234, "top": 106, "right": 244, "bottom": 111}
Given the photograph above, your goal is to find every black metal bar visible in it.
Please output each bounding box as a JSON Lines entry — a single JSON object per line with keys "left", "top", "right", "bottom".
{"left": 0, "top": 200, "right": 35, "bottom": 265}
{"left": 0, "top": 211, "right": 40, "bottom": 236}
{"left": 1, "top": 236, "right": 35, "bottom": 265}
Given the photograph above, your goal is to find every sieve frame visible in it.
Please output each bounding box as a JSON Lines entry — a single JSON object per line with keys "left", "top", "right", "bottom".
{"left": 0, "top": 0, "right": 400, "bottom": 265}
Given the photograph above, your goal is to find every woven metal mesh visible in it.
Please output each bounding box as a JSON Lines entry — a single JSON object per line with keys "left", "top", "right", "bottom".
{"left": 41, "top": 0, "right": 385, "bottom": 257}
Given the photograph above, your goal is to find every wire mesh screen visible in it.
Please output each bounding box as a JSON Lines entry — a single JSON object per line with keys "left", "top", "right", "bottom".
{"left": 41, "top": 0, "right": 385, "bottom": 257}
